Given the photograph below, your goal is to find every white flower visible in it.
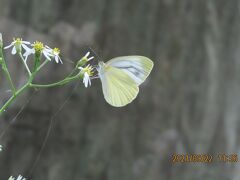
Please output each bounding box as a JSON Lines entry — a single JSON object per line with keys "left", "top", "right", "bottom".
{"left": 76, "top": 51, "right": 94, "bottom": 67}
{"left": 0, "top": 145, "right": 2, "bottom": 151}
{"left": 8, "top": 175, "right": 26, "bottom": 180}
{"left": 83, "top": 72, "right": 91, "bottom": 88}
{"left": 83, "top": 51, "right": 94, "bottom": 61}
{"left": 45, "top": 46, "right": 63, "bottom": 64}
{"left": 22, "top": 47, "right": 35, "bottom": 61}
{"left": 4, "top": 38, "right": 30, "bottom": 55}
{"left": 78, "top": 65, "right": 94, "bottom": 88}
{"left": 23, "top": 41, "right": 52, "bottom": 61}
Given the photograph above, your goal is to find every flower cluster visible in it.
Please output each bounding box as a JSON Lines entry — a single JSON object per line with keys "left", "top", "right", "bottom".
{"left": 4, "top": 38, "right": 62, "bottom": 63}
{"left": 3, "top": 37, "right": 96, "bottom": 88}
{"left": 8, "top": 175, "right": 26, "bottom": 180}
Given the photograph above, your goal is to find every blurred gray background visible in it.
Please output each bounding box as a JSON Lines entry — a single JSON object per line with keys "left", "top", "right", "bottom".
{"left": 0, "top": 0, "right": 240, "bottom": 179}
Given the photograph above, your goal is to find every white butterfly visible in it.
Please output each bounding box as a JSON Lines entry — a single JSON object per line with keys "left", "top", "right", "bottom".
{"left": 97, "top": 56, "right": 154, "bottom": 107}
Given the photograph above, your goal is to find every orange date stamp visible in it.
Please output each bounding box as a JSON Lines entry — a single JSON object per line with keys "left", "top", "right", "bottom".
{"left": 171, "top": 154, "right": 239, "bottom": 163}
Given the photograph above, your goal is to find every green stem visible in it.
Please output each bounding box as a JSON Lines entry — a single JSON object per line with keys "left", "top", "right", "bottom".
{"left": 0, "top": 55, "right": 39, "bottom": 115}
{"left": 30, "top": 75, "right": 80, "bottom": 88}
{"left": 18, "top": 52, "right": 31, "bottom": 76}
{"left": 0, "top": 54, "right": 81, "bottom": 116}
{"left": 37, "top": 59, "right": 49, "bottom": 71}
{"left": 0, "top": 48, "right": 16, "bottom": 94}
{"left": 67, "top": 67, "right": 79, "bottom": 78}
{"left": 0, "top": 81, "right": 29, "bottom": 115}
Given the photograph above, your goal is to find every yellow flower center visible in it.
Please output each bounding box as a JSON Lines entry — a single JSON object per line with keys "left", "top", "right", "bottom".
{"left": 14, "top": 38, "right": 22, "bottom": 45}
{"left": 82, "top": 65, "right": 94, "bottom": 77}
{"left": 13, "top": 38, "right": 23, "bottom": 52}
{"left": 53, "top": 47, "right": 60, "bottom": 55}
{"left": 33, "top": 41, "right": 44, "bottom": 53}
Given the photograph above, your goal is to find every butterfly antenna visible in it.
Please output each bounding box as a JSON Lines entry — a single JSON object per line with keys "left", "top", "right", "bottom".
{"left": 27, "top": 82, "right": 80, "bottom": 177}
{"left": 87, "top": 46, "right": 101, "bottom": 63}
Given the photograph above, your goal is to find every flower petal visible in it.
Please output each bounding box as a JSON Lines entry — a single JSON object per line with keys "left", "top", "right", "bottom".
{"left": 43, "top": 51, "right": 52, "bottom": 60}
{"left": 23, "top": 48, "right": 34, "bottom": 56}
{"left": 59, "top": 57, "right": 63, "bottom": 64}
{"left": 84, "top": 51, "right": 90, "bottom": 58}
{"left": 4, "top": 42, "right": 14, "bottom": 49}
{"left": 8, "top": 176, "right": 14, "bottom": 180}
{"left": 88, "top": 56, "right": 94, "bottom": 61}
{"left": 55, "top": 56, "right": 59, "bottom": 63}
{"left": 83, "top": 77, "right": 88, "bottom": 87}
{"left": 22, "top": 41, "right": 31, "bottom": 44}
{"left": 11, "top": 46, "right": 17, "bottom": 55}
{"left": 45, "top": 45, "right": 51, "bottom": 49}
{"left": 83, "top": 72, "right": 91, "bottom": 88}
{"left": 21, "top": 44, "right": 30, "bottom": 50}
{"left": 88, "top": 77, "right": 91, "bottom": 86}
{"left": 23, "top": 48, "right": 35, "bottom": 61}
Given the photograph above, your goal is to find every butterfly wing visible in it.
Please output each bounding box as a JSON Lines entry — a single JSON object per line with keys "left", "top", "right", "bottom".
{"left": 106, "top": 56, "right": 154, "bottom": 85}
{"left": 100, "top": 66, "right": 139, "bottom": 107}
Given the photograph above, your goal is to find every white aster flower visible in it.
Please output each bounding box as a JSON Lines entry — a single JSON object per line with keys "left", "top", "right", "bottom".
{"left": 45, "top": 46, "right": 63, "bottom": 64}
{"left": 78, "top": 65, "right": 94, "bottom": 88}
{"left": 77, "top": 51, "right": 94, "bottom": 67}
{"left": 23, "top": 41, "right": 52, "bottom": 61}
{"left": 83, "top": 51, "right": 94, "bottom": 61}
{"left": 4, "top": 38, "right": 30, "bottom": 55}
{"left": 8, "top": 175, "right": 26, "bottom": 180}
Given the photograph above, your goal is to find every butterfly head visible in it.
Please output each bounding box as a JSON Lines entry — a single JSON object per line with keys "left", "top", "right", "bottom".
{"left": 98, "top": 61, "right": 104, "bottom": 66}
{"left": 97, "top": 61, "right": 111, "bottom": 78}
{"left": 97, "top": 61, "right": 106, "bottom": 71}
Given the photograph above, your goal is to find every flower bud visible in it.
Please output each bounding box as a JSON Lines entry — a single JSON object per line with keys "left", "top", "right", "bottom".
{"left": 76, "top": 57, "right": 88, "bottom": 67}
{"left": 76, "top": 52, "right": 94, "bottom": 68}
